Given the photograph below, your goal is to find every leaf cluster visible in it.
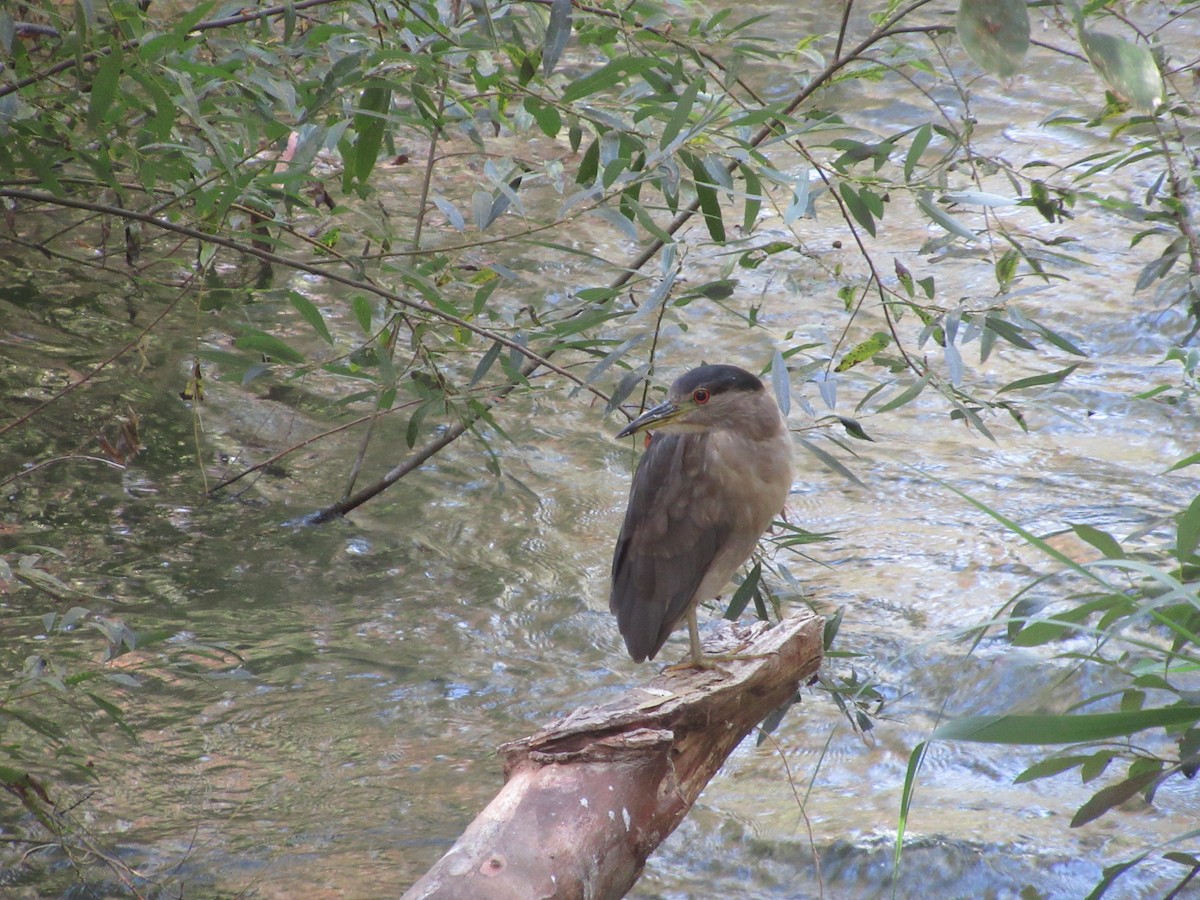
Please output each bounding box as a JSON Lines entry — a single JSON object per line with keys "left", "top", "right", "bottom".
{"left": 902, "top": 479, "right": 1200, "bottom": 896}
{"left": 1, "top": 0, "right": 1195, "bottom": 510}
{"left": 0, "top": 553, "right": 238, "bottom": 892}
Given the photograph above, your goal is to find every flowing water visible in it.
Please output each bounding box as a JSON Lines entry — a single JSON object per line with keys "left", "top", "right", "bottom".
{"left": 3, "top": 3, "right": 1200, "bottom": 898}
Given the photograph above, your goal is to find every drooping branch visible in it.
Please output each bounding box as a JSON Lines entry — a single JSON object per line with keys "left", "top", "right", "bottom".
{"left": 0, "top": 189, "right": 605, "bottom": 404}
{"left": 402, "top": 612, "right": 824, "bottom": 899}
{"left": 0, "top": 0, "right": 350, "bottom": 100}
{"left": 3, "top": 1, "right": 944, "bottom": 519}
{"left": 307, "top": 3, "right": 948, "bottom": 521}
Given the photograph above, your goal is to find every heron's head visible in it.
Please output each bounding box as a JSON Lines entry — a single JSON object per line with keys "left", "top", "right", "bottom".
{"left": 617, "top": 364, "right": 779, "bottom": 438}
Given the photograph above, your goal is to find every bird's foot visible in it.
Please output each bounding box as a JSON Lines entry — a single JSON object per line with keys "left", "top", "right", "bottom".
{"left": 664, "top": 650, "right": 776, "bottom": 677}
{"left": 664, "top": 655, "right": 730, "bottom": 677}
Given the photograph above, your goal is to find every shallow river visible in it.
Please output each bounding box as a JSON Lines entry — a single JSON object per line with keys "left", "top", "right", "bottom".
{"left": 2, "top": 2, "right": 1199, "bottom": 898}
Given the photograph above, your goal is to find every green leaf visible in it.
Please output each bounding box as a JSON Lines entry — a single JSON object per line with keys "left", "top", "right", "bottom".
{"left": 1165, "top": 850, "right": 1200, "bottom": 868}
{"left": 1166, "top": 452, "right": 1200, "bottom": 474}
{"left": 87, "top": 47, "right": 124, "bottom": 128}
{"left": 797, "top": 438, "right": 864, "bottom": 487}
{"left": 933, "top": 706, "right": 1200, "bottom": 745}
{"left": 995, "top": 249, "right": 1019, "bottom": 291}
{"left": 837, "top": 417, "right": 874, "bottom": 442}
{"left": 626, "top": 197, "right": 676, "bottom": 244}
{"left": 1014, "top": 755, "right": 1088, "bottom": 784}
{"left": 235, "top": 329, "right": 306, "bottom": 364}
{"left": 916, "top": 191, "right": 977, "bottom": 241}
{"left": 0, "top": 765, "right": 41, "bottom": 789}
{"left": 351, "top": 80, "right": 391, "bottom": 186}
{"left": 1024, "top": 318, "right": 1087, "bottom": 357}
{"left": 875, "top": 371, "right": 932, "bottom": 414}
{"left": 1089, "top": 856, "right": 1151, "bottom": 898}
{"left": 574, "top": 334, "right": 647, "bottom": 397}
{"left": 1078, "top": 28, "right": 1162, "bottom": 112}
{"left": 895, "top": 742, "right": 929, "bottom": 877}
{"left": 661, "top": 76, "right": 702, "bottom": 150}
{"left": 472, "top": 273, "right": 502, "bottom": 316}
{"left": 1080, "top": 750, "right": 1116, "bottom": 784}
{"left": 128, "top": 68, "right": 176, "bottom": 141}
{"left": 1175, "top": 493, "right": 1200, "bottom": 562}
{"left": 835, "top": 332, "right": 890, "bottom": 372}
{"left": 87, "top": 691, "right": 137, "bottom": 740}
{"left": 741, "top": 164, "right": 763, "bottom": 233}
{"left": 839, "top": 182, "right": 876, "bottom": 237}
{"left": 527, "top": 98, "right": 562, "bottom": 138}
{"left": 693, "top": 278, "right": 738, "bottom": 300}
{"left": 1135, "top": 250, "right": 1180, "bottom": 292}
{"left": 904, "top": 123, "right": 932, "bottom": 182}
{"left": 692, "top": 179, "right": 725, "bottom": 242}
{"left": 756, "top": 692, "right": 801, "bottom": 745}
{"left": 469, "top": 340, "right": 504, "bottom": 387}
{"left": 1072, "top": 523, "right": 1125, "bottom": 559}
{"left": 956, "top": 0, "right": 1030, "bottom": 77}
{"left": 724, "top": 562, "right": 762, "bottom": 621}
{"left": 895, "top": 259, "right": 914, "bottom": 297}
{"left": 677, "top": 154, "right": 726, "bottom": 244}
{"left": 542, "top": 0, "right": 572, "bottom": 76}
{"left": 466, "top": 0, "right": 496, "bottom": 41}
{"left": 576, "top": 137, "right": 600, "bottom": 185}
{"left": 996, "top": 362, "right": 1080, "bottom": 393}
{"left": 983, "top": 314, "right": 1037, "bottom": 351}
{"left": 1010, "top": 595, "right": 1123, "bottom": 647}
{"left": 1071, "top": 764, "right": 1162, "bottom": 828}
{"left": 406, "top": 397, "right": 437, "bottom": 448}
{"left": 61, "top": 606, "right": 90, "bottom": 629}
{"left": 770, "top": 350, "right": 790, "bottom": 418}
{"left": 172, "top": 1, "right": 217, "bottom": 37}
{"left": 562, "top": 56, "right": 657, "bottom": 104}
{"left": 352, "top": 295, "right": 373, "bottom": 334}
{"left": 0, "top": 706, "right": 65, "bottom": 743}
{"left": 289, "top": 292, "right": 333, "bottom": 345}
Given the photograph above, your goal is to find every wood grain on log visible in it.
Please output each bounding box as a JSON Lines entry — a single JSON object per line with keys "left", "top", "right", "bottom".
{"left": 404, "top": 611, "right": 824, "bottom": 900}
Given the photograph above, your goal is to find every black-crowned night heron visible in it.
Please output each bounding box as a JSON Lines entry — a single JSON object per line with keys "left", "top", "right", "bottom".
{"left": 610, "top": 364, "right": 794, "bottom": 668}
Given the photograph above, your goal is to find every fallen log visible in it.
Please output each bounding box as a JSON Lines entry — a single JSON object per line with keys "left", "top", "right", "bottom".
{"left": 403, "top": 610, "right": 824, "bottom": 900}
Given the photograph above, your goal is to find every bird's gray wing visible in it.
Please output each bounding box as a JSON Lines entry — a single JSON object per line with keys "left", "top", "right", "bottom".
{"left": 610, "top": 433, "right": 732, "bottom": 661}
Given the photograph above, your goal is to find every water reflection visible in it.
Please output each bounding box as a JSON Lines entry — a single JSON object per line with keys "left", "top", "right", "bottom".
{"left": 9, "top": 350, "right": 1192, "bottom": 897}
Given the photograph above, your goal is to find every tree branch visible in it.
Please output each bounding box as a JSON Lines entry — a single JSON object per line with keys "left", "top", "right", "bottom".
{"left": 403, "top": 612, "right": 824, "bottom": 899}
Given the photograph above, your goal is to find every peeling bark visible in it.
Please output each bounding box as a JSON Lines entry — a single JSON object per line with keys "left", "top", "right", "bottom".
{"left": 403, "top": 611, "right": 824, "bottom": 900}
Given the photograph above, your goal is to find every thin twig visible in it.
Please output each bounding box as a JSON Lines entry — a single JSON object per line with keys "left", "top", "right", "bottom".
{"left": 209, "top": 401, "right": 418, "bottom": 493}
{"left": 343, "top": 71, "right": 453, "bottom": 500}
{"left": 757, "top": 727, "right": 825, "bottom": 899}
{"left": 0, "top": 188, "right": 610, "bottom": 407}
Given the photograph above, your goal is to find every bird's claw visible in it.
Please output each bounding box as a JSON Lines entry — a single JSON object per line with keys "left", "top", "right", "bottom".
{"left": 664, "top": 649, "right": 777, "bottom": 677}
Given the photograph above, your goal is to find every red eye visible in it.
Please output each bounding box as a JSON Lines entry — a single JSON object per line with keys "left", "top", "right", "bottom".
{"left": 693, "top": 388, "right": 710, "bottom": 404}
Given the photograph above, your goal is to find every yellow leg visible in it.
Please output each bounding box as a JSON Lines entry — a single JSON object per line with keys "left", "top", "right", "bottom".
{"left": 664, "top": 608, "right": 721, "bottom": 673}
{"left": 687, "top": 607, "right": 704, "bottom": 664}
{"left": 663, "top": 607, "right": 775, "bottom": 675}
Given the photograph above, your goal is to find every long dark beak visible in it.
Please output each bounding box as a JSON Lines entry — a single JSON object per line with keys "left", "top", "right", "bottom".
{"left": 616, "top": 400, "right": 682, "bottom": 438}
